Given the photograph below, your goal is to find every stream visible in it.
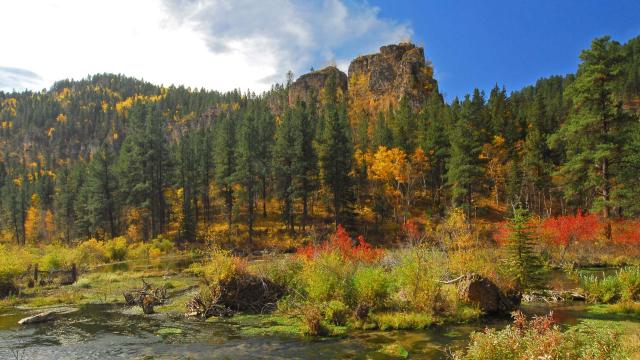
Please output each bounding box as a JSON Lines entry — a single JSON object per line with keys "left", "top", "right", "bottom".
{"left": 0, "top": 263, "right": 634, "bottom": 359}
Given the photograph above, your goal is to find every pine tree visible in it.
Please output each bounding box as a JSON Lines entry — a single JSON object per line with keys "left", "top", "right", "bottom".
{"left": 549, "top": 36, "right": 630, "bottom": 236}
{"left": 235, "top": 104, "right": 261, "bottom": 243}
{"left": 446, "top": 97, "right": 484, "bottom": 214}
{"left": 214, "top": 112, "right": 237, "bottom": 229}
{"left": 318, "top": 73, "right": 354, "bottom": 226}
{"left": 86, "top": 145, "right": 119, "bottom": 237}
{"left": 273, "top": 107, "right": 297, "bottom": 232}
{"left": 505, "top": 208, "right": 545, "bottom": 291}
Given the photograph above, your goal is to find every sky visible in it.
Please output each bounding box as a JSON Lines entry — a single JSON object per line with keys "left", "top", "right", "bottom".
{"left": 1, "top": 0, "right": 639, "bottom": 100}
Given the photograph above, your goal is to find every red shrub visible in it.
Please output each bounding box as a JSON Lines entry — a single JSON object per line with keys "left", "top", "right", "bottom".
{"left": 297, "top": 225, "right": 384, "bottom": 263}
{"left": 612, "top": 220, "right": 640, "bottom": 245}
{"left": 402, "top": 219, "right": 422, "bottom": 244}
{"left": 493, "top": 221, "right": 510, "bottom": 246}
{"left": 540, "top": 210, "right": 602, "bottom": 247}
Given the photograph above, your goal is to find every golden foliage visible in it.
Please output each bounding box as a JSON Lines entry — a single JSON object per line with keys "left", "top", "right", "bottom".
{"left": 115, "top": 93, "right": 164, "bottom": 115}
{"left": 25, "top": 194, "right": 42, "bottom": 244}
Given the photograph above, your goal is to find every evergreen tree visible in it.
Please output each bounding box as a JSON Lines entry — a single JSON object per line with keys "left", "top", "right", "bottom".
{"left": 86, "top": 145, "right": 119, "bottom": 237}
{"left": 214, "top": 112, "right": 237, "bottom": 229}
{"left": 446, "top": 97, "right": 484, "bottom": 214}
{"left": 505, "top": 208, "right": 545, "bottom": 291}
{"left": 318, "top": 73, "right": 354, "bottom": 226}
{"left": 273, "top": 107, "right": 297, "bottom": 232}
{"left": 549, "top": 36, "right": 630, "bottom": 235}
{"left": 235, "top": 104, "right": 261, "bottom": 243}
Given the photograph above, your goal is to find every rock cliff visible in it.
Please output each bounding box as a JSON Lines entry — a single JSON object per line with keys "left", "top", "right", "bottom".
{"left": 288, "top": 66, "right": 347, "bottom": 107}
{"left": 347, "top": 43, "right": 437, "bottom": 120}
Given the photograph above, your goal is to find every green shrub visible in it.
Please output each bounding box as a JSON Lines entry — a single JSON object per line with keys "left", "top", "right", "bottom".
{"left": 75, "top": 238, "right": 109, "bottom": 265}
{"left": 351, "top": 265, "right": 390, "bottom": 309}
{"left": 455, "top": 312, "right": 629, "bottom": 360}
{"left": 301, "top": 251, "right": 353, "bottom": 304}
{"left": 152, "top": 236, "right": 174, "bottom": 253}
{"left": 105, "top": 237, "right": 128, "bottom": 261}
{"left": 391, "top": 246, "right": 445, "bottom": 312}
{"left": 254, "top": 255, "right": 304, "bottom": 291}
{"left": 324, "top": 300, "right": 349, "bottom": 326}
{"left": 201, "top": 247, "right": 243, "bottom": 284}
{"left": 39, "top": 245, "right": 75, "bottom": 271}
{"left": 581, "top": 273, "right": 621, "bottom": 303}
{"left": 0, "top": 244, "right": 28, "bottom": 297}
{"left": 618, "top": 266, "right": 640, "bottom": 301}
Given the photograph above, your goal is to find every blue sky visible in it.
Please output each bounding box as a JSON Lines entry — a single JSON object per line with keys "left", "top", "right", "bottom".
{"left": 1, "top": 1, "right": 639, "bottom": 99}
{"left": 368, "top": 0, "right": 640, "bottom": 100}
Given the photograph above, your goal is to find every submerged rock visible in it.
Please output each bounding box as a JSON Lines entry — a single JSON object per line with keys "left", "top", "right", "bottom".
{"left": 456, "top": 274, "right": 519, "bottom": 314}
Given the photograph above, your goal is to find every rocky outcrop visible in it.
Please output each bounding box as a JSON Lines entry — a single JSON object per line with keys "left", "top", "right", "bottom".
{"left": 347, "top": 43, "right": 437, "bottom": 122}
{"left": 288, "top": 66, "right": 347, "bottom": 108}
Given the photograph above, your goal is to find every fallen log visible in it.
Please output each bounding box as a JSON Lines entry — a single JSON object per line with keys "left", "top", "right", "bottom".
{"left": 18, "top": 311, "right": 55, "bottom": 325}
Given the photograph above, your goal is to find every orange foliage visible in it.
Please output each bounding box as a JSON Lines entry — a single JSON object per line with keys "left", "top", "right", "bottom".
{"left": 297, "top": 225, "right": 384, "bottom": 263}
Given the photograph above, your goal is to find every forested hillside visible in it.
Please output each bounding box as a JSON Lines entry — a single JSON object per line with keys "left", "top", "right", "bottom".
{"left": 0, "top": 35, "right": 639, "bottom": 248}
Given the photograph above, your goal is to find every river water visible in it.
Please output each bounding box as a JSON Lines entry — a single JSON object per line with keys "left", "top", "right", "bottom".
{"left": 0, "top": 264, "right": 632, "bottom": 359}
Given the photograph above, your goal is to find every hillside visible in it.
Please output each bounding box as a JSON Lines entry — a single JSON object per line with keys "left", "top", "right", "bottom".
{"left": 0, "top": 35, "right": 639, "bottom": 248}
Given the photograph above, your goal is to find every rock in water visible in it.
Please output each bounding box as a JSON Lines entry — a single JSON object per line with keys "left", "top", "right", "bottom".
{"left": 457, "top": 274, "right": 518, "bottom": 314}
{"left": 18, "top": 311, "right": 55, "bottom": 325}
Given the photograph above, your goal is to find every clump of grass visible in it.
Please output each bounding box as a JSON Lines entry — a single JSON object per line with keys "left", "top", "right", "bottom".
{"left": 580, "top": 266, "right": 640, "bottom": 303}
{"left": 370, "top": 311, "right": 434, "bottom": 330}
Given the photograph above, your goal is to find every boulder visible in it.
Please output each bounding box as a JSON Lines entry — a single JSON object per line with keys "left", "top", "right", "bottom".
{"left": 456, "top": 274, "right": 519, "bottom": 314}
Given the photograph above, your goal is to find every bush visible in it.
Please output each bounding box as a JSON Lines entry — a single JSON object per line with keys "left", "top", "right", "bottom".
{"left": 39, "top": 244, "right": 75, "bottom": 271}
{"left": 300, "top": 251, "right": 353, "bottom": 304}
{"left": 580, "top": 266, "right": 640, "bottom": 304}
{"left": 253, "top": 255, "right": 304, "bottom": 291}
{"left": 391, "top": 246, "right": 445, "bottom": 312}
{"left": 351, "top": 265, "right": 390, "bottom": 309}
{"left": 105, "top": 237, "right": 128, "bottom": 261}
{"left": 455, "top": 312, "right": 629, "bottom": 360}
{"left": 618, "top": 266, "right": 640, "bottom": 301}
{"left": 324, "top": 300, "right": 349, "bottom": 326}
{"left": 0, "top": 244, "right": 28, "bottom": 297}
{"left": 580, "top": 274, "right": 621, "bottom": 303}
{"left": 201, "top": 247, "right": 243, "bottom": 284}
{"left": 297, "top": 225, "right": 384, "bottom": 263}
{"left": 75, "top": 238, "right": 108, "bottom": 265}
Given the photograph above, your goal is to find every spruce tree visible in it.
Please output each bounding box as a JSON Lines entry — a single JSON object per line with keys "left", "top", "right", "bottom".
{"left": 505, "top": 208, "right": 545, "bottom": 291}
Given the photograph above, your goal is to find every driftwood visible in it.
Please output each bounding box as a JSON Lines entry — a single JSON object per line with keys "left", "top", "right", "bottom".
{"left": 123, "top": 279, "right": 167, "bottom": 314}
{"left": 18, "top": 311, "right": 55, "bottom": 325}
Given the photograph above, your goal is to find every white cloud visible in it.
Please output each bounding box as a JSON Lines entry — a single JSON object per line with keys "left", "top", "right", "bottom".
{"left": 0, "top": 0, "right": 411, "bottom": 93}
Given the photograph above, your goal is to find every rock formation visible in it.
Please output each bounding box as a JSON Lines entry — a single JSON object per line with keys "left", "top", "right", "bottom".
{"left": 288, "top": 66, "right": 347, "bottom": 108}
{"left": 347, "top": 43, "right": 437, "bottom": 120}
